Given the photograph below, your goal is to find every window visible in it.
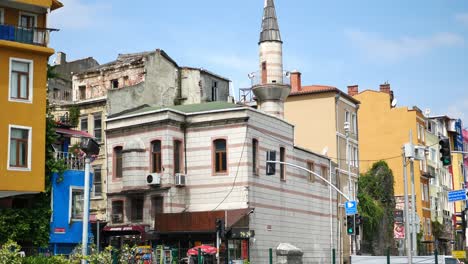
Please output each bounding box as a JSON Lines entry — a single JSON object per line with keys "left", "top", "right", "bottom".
{"left": 112, "top": 200, "right": 124, "bottom": 223}
{"left": 426, "top": 218, "right": 431, "bottom": 236}
{"left": 307, "top": 162, "right": 315, "bottom": 182}
{"left": 151, "top": 140, "right": 162, "bottom": 173}
{"left": 352, "top": 113, "right": 357, "bottom": 134}
{"left": 114, "top": 146, "right": 123, "bottom": 178}
{"left": 79, "top": 85, "right": 86, "bottom": 100}
{"left": 10, "top": 59, "right": 32, "bottom": 101}
{"left": 173, "top": 140, "right": 182, "bottom": 174}
{"left": 80, "top": 117, "right": 88, "bottom": 132}
{"left": 353, "top": 146, "right": 359, "bottom": 167}
{"left": 280, "top": 147, "right": 285, "bottom": 181}
{"left": 0, "top": 8, "right": 4, "bottom": 24}
{"left": 431, "top": 148, "right": 436, "bottom": 162}
{"left": 19, "top": 13, "right": 36, "bottom": 28}
{"left": 70, "top": 188, "right": 84, "bottom": 221}
{"left": 211, "top": 81, "right": 218, "bottom": 101}
{"left": 321, "top": 166, "right": 329, "bottom": 185}
{"left": 111, "top": 79, "right": 119, "bottom": 89}
{"left": 261, "top": 61, "right": 267, "bottom": 84}
{"left": 9, "top": 126, "right": 30, "bottom": 169}
{"left": 92, "top": 166, "right": 102, "bottom": 198}
{"left": 152, "top": 196, "right": 163, "bottom": 217}
{"left": 345, "top": 111, "right": 350, "bottom": 123}
{"left": 131, "top": 197, "right": 144, "bottom": 221}
{"left": 94, "top": 113, "right": 102, "bottom": 142}
{"left": 252, "top": 139, "right": 258, "bottom": 175}
{"left": 213, "top": 139, "right": 227, "bottom": 173}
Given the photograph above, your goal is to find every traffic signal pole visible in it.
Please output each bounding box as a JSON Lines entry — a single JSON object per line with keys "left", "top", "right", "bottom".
{"left": 402, "top": 147, "right": 412, "bottom": 264}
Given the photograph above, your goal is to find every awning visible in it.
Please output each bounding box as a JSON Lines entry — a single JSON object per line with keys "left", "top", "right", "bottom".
{"left": 56, "top": 128, "right": 94, "bottom": 138}
{"left": 154, "top": 208, "right": 251, "bottom": 233}
{"left": 102, "top": 225, "right": 150, "bottom": 240}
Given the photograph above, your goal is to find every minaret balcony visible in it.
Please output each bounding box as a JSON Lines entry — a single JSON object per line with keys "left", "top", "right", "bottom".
{"left": 248, "top": 70, "right": 291, "bottom": 87}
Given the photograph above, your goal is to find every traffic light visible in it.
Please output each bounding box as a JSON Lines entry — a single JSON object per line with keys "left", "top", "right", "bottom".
{"left": 355, "top": 214, "right": 362, "bottom": 236}
{"left": 455, "top": 210, "right": 467, "bottom": 241}
{"left": 266, "top": 151, "right": 276, "bottom": 175}
{"left": 215, "top": 218, "right": 225, "bottom": 239}
{"left": 439, "top": 138, "right": 452, "bottom": 166}
{"left": 346, "top": 215, "right": 355, "bottom": 235}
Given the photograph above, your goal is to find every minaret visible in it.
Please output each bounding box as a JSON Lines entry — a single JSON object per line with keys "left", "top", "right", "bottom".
{"left": 252, "top": 0, "right": 290, "bottom": 118}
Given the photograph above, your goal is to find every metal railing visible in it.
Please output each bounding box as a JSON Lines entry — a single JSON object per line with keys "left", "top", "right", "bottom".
{"left": 0, "top": 24, "right": 57, "bottom": 46}
{"left": 248, "top": 70, "right": 291, "bottom": 86}
{"left": 54, "top": 151, "right": 85, "bottom": 170}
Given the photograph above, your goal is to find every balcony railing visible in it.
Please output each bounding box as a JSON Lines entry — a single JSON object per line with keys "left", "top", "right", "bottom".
{"left": 0, "top": 24, "right": 58, "bottom": 46}
{"left": 54, "top": 151, "right": 85, "bottom": 171}
{"left": 248, "top": 70, "right": 291, "bottom": 86}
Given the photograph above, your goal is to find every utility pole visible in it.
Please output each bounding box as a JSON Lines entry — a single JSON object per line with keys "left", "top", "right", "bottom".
{"left": 345, "top": 121, "right": 354, "bottom": 255}
{"left": 402, "top": 147, "right": 412, "bottom": 264}
{"left": 409, "top": 130, "right": 418, "bottom": 256}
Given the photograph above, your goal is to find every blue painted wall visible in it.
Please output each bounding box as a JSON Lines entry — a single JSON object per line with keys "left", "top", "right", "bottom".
{"left": 50, "top": 170, "right": 93, "bottom": 246}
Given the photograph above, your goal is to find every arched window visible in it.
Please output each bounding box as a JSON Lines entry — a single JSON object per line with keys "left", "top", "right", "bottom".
{"left": 213, "top": 139, "right": 227, "bottom": 173}
{"left": 151, "top": 140, "right": 162, "bottom": 173}
{"left": 114, "top": 146, "right": 123, "bottom": 178}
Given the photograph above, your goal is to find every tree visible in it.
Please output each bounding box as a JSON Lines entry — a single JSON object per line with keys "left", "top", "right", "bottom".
{"left": 357, "top": 161, "right": 396, "bottom": 255}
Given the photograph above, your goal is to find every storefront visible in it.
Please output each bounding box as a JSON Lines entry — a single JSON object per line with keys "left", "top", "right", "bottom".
{"left": 102, "top": 225, "right": 150, "bottom": 249}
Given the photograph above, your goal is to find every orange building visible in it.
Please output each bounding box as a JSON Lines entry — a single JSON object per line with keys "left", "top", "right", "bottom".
{"left": 0, "top": 0, "right": 62, "bottom": 199}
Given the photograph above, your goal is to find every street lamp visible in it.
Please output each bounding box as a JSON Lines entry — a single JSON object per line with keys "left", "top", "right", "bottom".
{"left": 79, "top": 138, "right": 100, "bottom": 264}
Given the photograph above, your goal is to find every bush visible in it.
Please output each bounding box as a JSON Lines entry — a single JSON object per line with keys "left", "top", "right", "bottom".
{"left": 22, "top": 256, "right": 69, "bottom": 264}
{"left": 0, "top": 240, "right": 22, "bottom": 264}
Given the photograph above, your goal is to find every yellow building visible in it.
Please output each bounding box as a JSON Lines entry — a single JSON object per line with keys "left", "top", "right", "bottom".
{"left": 0, "top": 0, "right": 62, "bottom": 198}
{"left": 352, "top": 84, "right": 433, "bottom": 248}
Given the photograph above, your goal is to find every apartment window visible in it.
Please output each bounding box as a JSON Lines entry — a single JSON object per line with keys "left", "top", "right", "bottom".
{"left": 94, "top": 113, "right": 102, "bottom": 142}
{"left": 252, "top": 139, "right": 259, "bottom": 175}
{"left": 213, "top": 139, "right": 227, "bottom": 173}
{"left": 0, "top": 8, "right": 4, "bottom": 24}
{"left": 112, "top": 200, "right": 124, "bottom": 224}
{"left": 280, "top": 147, "right": 285, "bottom": 181}
{"left": 9, "top": 126, "right": 30, "bottom": 169}
{"left": 431, "top": 148, "right": 436, "bottom": 162}
{"left": 173, "top": 140, "right": 182, "bottom": 174}
{"left": 345, "top": 111, "right": 350, "bottom": 123}
{"left": 80, "top": 117, "right": 88, "bottom": 132}
{"left": 70, "top": 188, "right": 84, "bottom": 221}
{"left": 307, "top": 162, "right": 315, "bottom": 182}
{"left": 79, "top": 85, "right": 86, "bottom": 100}
{"left": 353, "top": 146, "right": 359, "bottom": 167}
{"left": 211, "top": 81, "right": 218, "bottom": 101}
{"left": 10, "top": 59, "right": 32, "bottom": 101}
{"left": 151, "top": 140, "right": 162, "bottom": 173}
{"left": 352, "top": 113, "right": 357, "bottom": 134}
{"left": 92, "top": 166, "right": 102, "bottom": 198}
{"left": 111, "top": 79, "right": 119, "bottom": 89}
{"left": 131, "top": 197, "right": 144, "bottom": 222}
{"left": 114, "top": 146, "right": 123, "bottom": 178}
{"left": 426, "top": 218, "right": 431, "bottom": 236}
{"left": 19, "top": 13, "right": 36, "bottom": 28}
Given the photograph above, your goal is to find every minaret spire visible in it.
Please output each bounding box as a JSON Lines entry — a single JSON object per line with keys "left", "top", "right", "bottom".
{"left": 260, "top": 0, "right": 282, "bottom": 44}
{"left": 252, "top": 0, "right": 290, "bottom": 119}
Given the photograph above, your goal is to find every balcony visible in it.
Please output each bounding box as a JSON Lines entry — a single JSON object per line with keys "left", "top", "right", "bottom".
{"left": 0, "top": 24, "right": 57, "bottom": 46}
{"left": 54, "top": 151, "right": 85, "bottom": 171}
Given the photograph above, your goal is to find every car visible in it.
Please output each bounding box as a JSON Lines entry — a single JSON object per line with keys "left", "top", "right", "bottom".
{"left": 445, "top": 257, "right": 462, "bottom": 264}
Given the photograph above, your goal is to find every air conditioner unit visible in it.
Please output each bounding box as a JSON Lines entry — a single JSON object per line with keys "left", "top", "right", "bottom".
{"left": 147, "top": 173, "right": 161, "bottom": 185}
{"left": 175, "top": 173, "right": 186, "bottom": 186}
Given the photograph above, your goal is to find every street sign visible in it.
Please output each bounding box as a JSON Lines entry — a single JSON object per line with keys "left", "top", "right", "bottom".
{"left": 453, "top": 250, "right": 466, "bottom": 259}
{"left": 345, "top": 201, "right": 357, "bottom": 215}
{"left": 448, "top": 189, "right": 467, "bottom": 202}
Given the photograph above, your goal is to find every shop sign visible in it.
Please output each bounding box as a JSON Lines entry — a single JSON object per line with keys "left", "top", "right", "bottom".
{"left": 453, "top": 250, "right": 466, "bottom": 259}
{"left": 108, "top": 226, "right": 135, "bottom": 231}
{"left": 230, "top": 228, "right": 255, "bottom": 239}
{"left": 54, "top": 227, "right": 66, "bottom": 234}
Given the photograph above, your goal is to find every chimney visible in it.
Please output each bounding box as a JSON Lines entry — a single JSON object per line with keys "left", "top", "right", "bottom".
{"left": 56, "top": 52, "right": 67, "bottom": 65}
{"left": 290, "top": 70, "right": 301, "bottom": 92}
{"left": 380, "top": 83, "right": 391, "bottom": 94}
{"left": 347, "top": 85, "right": 359, "bottom": 96}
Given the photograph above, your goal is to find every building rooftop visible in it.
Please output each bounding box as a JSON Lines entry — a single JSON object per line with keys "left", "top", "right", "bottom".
{"left": 289, "top": 85, "right": 360, "bottom": 104}
{"left": 110, "top": 101, "right": 242, "bottom": 119}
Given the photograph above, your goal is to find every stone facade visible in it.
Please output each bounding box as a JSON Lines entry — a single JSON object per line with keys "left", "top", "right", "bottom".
{"left": 106, "top": 103, "right": 338, "bottom": 263}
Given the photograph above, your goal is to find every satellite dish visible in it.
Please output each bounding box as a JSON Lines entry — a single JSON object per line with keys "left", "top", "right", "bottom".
{"left": 285, "top": 71, "right": 291, "bottom": 77}
{"left": 391, "top": 99, "right": 398, "bottom": 107}
{"left": 322, "top": 146, "right": 329, "bottom": 156}
{"left": 424, "top": 108, "right": 431, "bottom": 117}
{"left": 248, "top": 72, "right": 255, "bottom": 79}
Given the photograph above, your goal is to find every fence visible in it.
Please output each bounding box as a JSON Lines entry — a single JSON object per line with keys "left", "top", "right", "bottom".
{"left": 351, "top": 255, "right": 445, "bottom": 264}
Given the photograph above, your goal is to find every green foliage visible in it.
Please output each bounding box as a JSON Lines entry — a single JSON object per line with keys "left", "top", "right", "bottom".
{"left": 22, "top": 256, "right": 69, "bottom": 264}
{"left": 69, "top": 244, "right": 113, "bottom": 264}
{"left": 0, "top": 240, "right": 22, "bottom": 264}
{"left": 118, "top": 244, "right": 137, "bottom": 263}
{"left": 68, "top": 106, "right": 80, "bottom": 128}
{"left": 357, "top": 161, "right": 396, "bottom": 255}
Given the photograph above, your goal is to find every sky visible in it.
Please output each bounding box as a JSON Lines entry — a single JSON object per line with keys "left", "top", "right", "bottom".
{"left": 49, "top": 0, "right": 468, "bottom": 125}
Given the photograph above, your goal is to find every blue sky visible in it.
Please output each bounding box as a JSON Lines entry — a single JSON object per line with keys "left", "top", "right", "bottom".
{"left": 49, "top": 0, "right": 468, "bottom": 125}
